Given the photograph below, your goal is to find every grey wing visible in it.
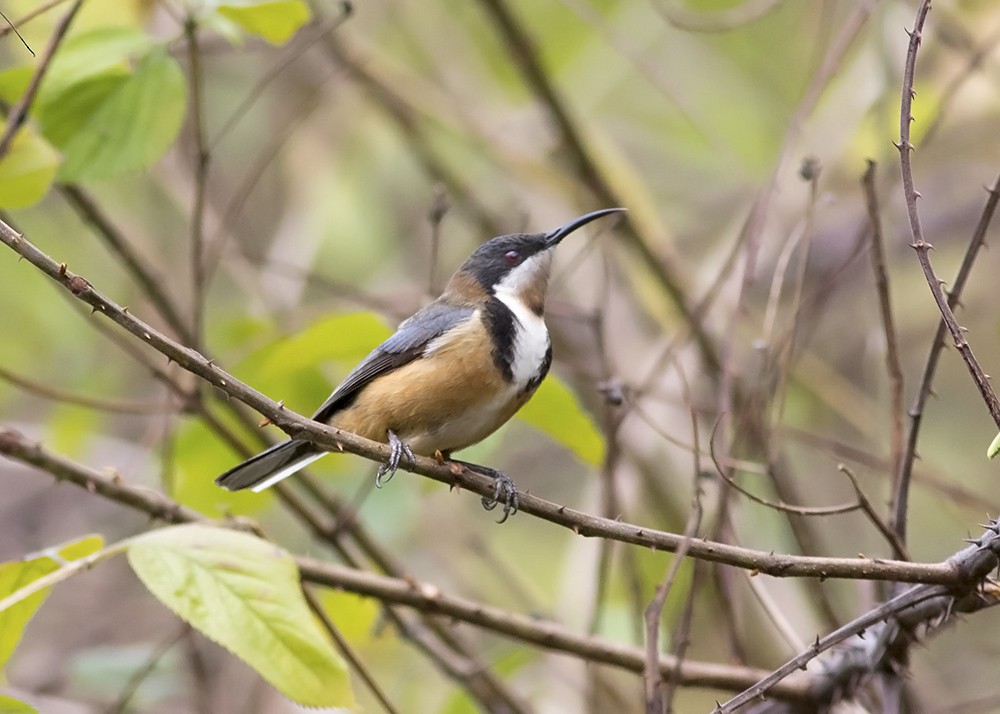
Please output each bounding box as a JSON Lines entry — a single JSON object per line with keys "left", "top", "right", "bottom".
{"left": 311, "top": 301, "right": 475, "bottom": 423}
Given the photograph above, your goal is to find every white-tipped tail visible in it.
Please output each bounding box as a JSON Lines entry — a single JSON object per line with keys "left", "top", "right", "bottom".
{"left": 250, "top": 451, "right": 325, "bottom": 491}
{"left": 215, "top": 440, "right": 325, "bottom": 492}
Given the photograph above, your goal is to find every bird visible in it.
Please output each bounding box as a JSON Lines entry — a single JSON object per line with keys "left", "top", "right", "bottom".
{"left": 216, "top": 207, "right": 626, "bottom": 520}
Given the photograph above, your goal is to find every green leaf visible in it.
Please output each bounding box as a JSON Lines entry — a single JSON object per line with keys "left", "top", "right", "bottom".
{"left": 988, "top": 431, "right": 1000, "bottom": 460}
{"left": 0, "top": 27, "right": 150, "bottom": 107}
{"left": 250, "top": 312, "right": 390, "bottom": 383}
{"left": 40, "top": 27, "right": 154, "bottom": 104}
{"left": 0, "top": 67, "right": 32, "bottom": 104}
{"left": 171, "top": 417, "right": 278, "bottom": 517}
{"left": 128, "top": 525, "right": 354, "bottom": 709}
{"left": 53, "top": 48, "right": 186, "bottom": 181}
{"left": 217, "top": 1, "right": 311, "bottom": 45}
{"left": 37, "top": 72, "right": 127, "bottom": 148}
{"left": 518, "top": 376, "right": 603, "bottom": 465}
{"left": 0, "top": 535, "right": 104, "bottom": 671}
{"left": 0, "top": 693, "right": 38, "bottom": 713}
{"left": 0, "top": 126, "right": 60, "bottom": 209}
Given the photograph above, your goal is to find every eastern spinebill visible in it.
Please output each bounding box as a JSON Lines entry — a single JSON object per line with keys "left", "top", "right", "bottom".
{"left": 216, "top": 207, "right": 626, "bottom": 521}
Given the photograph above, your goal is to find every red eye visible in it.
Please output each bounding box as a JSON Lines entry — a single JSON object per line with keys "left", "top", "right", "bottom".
{"left": 504, "top": 250, "right": 521, "bottom": 265}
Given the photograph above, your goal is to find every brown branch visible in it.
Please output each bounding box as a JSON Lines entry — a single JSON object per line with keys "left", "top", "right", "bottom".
{"left": 709, "top": 420, "right": 862, "bottom": 518}
{"left": 861, "top": 161, "right": 906, "bottom": 556}
{"left": 0, "top": 0, "right": 71, "bottom": 41}
{"left": 58, "top": 185, "right": 194, "bottom": 343}
{"left": 106, "top": 625, "right": 190, "bottom": 714}
{"left": 473, "top": 0, "right": 719, "bottom": 373}
{"left": 897, "top": 0, "right": 1000, "bottom": 429}
{"left": 0, "top": 0, "right": 85, "bottom": 160}
{"left": 714, "top": 528, "right": 1000, "bottom": 713}
{"left": 183, "top": 16, "right": 210, "bottom": 350}
{"left": 0, "top": 363, "right": 173, "bottom": 415}
{"left": 896, "top": 173, "right": 1000, "bottom": 534}
{"left": 837, "top": 465, "right": 909, "bottom": 561}
{"left": 0, "top": 425, "right": 809, "bottom": 701}
{"left": 0, "top": 220, "right": 966, "bottom": 583}
{"left": 302, "top": 587, "right": 402, "bottom": 714}
{"left": 644, "top": 464, "right": 703, "bottom": 712}
{"left": 311, "top": 25, "right": 503, "bottom": 240}
{"left": 209, "top": 7, "right": 353, "bottom": 152}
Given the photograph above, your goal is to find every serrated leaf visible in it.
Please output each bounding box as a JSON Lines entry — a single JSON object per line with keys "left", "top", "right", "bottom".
{"left": 217, "top": 1, "right": 311, "bottom": 45}
{"left": 127, "top": 525, "right": 354, "bottom": 709}
{"left": 0, "top": 535, "right": 104, "bottom": 671}
{"left": 54, "top": 49, "right": 185, "bottom": 181}
{"left": 0, "top": 126, "right": 60, "bottom": 209}
{"left": 518, "top": 376, "right": 603, "bottom": 465}
{"left": 0, "top": 693, "right": 38, "bottom": 713}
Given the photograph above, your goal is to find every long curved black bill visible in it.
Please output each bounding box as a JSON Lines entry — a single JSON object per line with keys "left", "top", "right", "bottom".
{"left": 544, "top": 207, "right": 627, "bottom": 247}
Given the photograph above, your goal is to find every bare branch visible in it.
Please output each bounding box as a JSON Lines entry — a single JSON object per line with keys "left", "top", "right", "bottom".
{"left": 0, "top": 0, "right": 85, "bottom": 160}
{"left": 897, "top": 0, "right": 1000, "bottom": 428}
{"left": 0, "top": 425, "right": 809, "bottom": 701}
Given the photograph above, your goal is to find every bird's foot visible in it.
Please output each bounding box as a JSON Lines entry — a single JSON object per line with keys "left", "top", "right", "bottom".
{"left": 376, "top": 430, "right": 415, "bottom": 488}
{"left": 451, "top": 460, "right": 519, "bottom": 523}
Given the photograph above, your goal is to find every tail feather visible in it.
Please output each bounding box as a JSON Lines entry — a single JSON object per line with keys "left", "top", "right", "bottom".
{"left": 216, "top": 440, "right": 324, "bottom": 492}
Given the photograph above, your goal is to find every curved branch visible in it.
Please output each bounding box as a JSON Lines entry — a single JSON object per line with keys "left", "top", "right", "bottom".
{"left": 0, "top": 425, "right": 810, "bottom": 701}
{"left": 0, "top": 220, "right": 962, "bottom": 584}
{"left": 897, "top": 0, "right": 1000, "bottom": 429}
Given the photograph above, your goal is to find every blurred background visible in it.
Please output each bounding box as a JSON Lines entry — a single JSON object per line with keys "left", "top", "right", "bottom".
{"left": 2, "top": 0, "right": 1000, "bottom": 711}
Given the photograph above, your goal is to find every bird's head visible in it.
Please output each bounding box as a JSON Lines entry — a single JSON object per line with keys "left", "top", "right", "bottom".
{"left": 448, "top": 208, "right": 626, "bottom": 313}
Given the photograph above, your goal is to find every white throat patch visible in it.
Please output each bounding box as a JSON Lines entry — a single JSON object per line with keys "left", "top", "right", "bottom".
{"left": 493, "top": 253, "right": 552, "bottom": 388}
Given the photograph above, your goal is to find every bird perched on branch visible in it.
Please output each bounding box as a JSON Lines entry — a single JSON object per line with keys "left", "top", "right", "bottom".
{"left": 216, "top": 207, "right": 626, "bottom": 521}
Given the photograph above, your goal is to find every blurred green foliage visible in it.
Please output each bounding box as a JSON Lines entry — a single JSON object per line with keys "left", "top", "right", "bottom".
{"left": 2, "top": 0, "right": 1000, "bottom": 711}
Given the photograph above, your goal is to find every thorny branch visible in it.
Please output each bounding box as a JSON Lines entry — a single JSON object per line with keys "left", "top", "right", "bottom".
{"left": 897, "top": 0, "right": 1000, "bottom": 429}
{"left": 0, "top": 425, "right": 806, "bottom": 701}
{"left": 0, "top": 219, "right": 969, "bottom": 586}
{"left": 714, "top": 524, "right": 1000, "bottom": 713}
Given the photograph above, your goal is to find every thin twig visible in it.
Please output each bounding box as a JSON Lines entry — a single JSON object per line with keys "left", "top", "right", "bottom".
{"left": 0, "top": 0, "right": 69, "bottom": 40}
{"left": 644, "top": 359, "right": 704, "bottom": 714}
{"left": 861, "top": 161, "right": 906, "bottom": 557}
{"left": 837, "top": 465, "right": 909, "bottom": 561}
{"left": 0, "top": 363, "right": 173, "bottom": 414}
{"left": 474, "top": 0, "right": 719, "bottom": 373}
{"left": 0, "top": 221, "right": 969, "bottom": 583}
{"left": 895, "top": 173, "right": 1000, "bottom": 538}
{"left": 184, "top": 16, "right": 210, "bottom": 350}
{"left": 709, "top": 420, "right": 861, "bottom": 517}
{"left": 302, "top": 587, "right": 402, "bottom": 714}
{"left": 208, "top": 6, "right": 353, "bottom": 152}
{"left": 0, "top": 426, "right": 806, "bottom": 700}
{"left": 897, "top": 0, "right": 1000, "bottom": 429}
{"left": 106, "top": 625, "right": 190, "bottom": 714}
{"left": 0, "top": 0, "right": 85, "bottom": 160}
{"left": 712, "top": 583, "right": 951, "bottom": 713}
{"left": 56, "top": 186, "right": 194, "bottom": 343}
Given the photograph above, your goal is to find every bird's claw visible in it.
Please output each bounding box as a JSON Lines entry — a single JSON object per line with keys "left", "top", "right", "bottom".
{"left": 452, "top": 462, "right": 518, "bottom": 523}
{"left": 376, "top": 430, "right": 415, "bottom": 488}
{"left": 481, "top": 470, "right": 519, "bottom": 523}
